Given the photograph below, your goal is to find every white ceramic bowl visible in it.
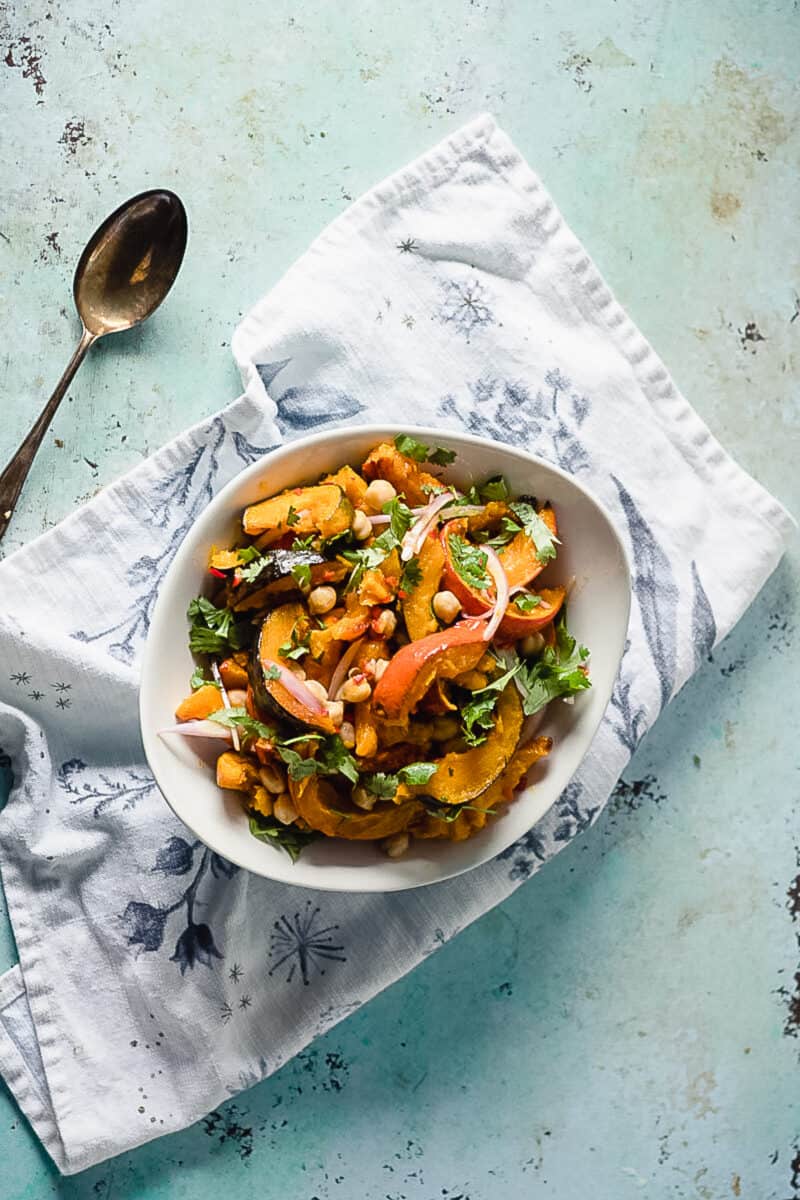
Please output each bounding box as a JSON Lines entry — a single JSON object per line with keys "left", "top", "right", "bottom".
{"left": 140, "top": 425, "right": 630, "bottom": 892}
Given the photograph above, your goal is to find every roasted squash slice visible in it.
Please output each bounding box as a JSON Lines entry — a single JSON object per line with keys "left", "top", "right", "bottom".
{"left": 440, "top": 519, "right": 493, "bottom": 615}
{"left": 175, "top": 684, "right": 224, "bottom": 722}
{"left": 290, "top": 775, "right": 421, "bottom": 840}
{"left": 402, "top": 534, "right": 445, "bottom": 640}
{"left": 243, "top": 484, "right": 354, "bottom": 544}
{"left": 322, "top": 463, "right": 369, "bottom": 508}
{"left": 498, "top": 504, "right": 558, "bottom": 590}
{"left": 362, "top": 442, "right": 444, "bottom": 507}
{"left": 229, "top": 550, "right": 347, "bottom": 611}
{"left": 372, "top": 620, "right": 487, "bottom": 723}
{"left": 396, "top": 684, "right": 523, "bottom": 806}
{"left": 250, "top": 602, "right": 335, "bottom": 733}
{"left": 497, "top": 586, "right": 566, "bottom": 639}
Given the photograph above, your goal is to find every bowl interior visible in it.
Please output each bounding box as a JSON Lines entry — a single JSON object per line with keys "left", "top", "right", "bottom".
{"left": 140, "top": 426, "right": 630, "bottom": 892}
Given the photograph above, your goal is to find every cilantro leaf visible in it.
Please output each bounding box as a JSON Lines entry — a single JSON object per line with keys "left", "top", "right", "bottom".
{"left": 238, "top": 554, "right": 270, "bottom": 583}
{"left": 208, "top": 706, "right": 275, "bottom": 741}
{"left": 394, "top": 433, "right": 430, "bottom": 462}
{"left": 286, "top": 505, "right": 300, "bottom": 527}
{"left": 508, "top": 501, "right": 559, "bottom": 563}
{"left": 400, "top": 556, "right": 423, "bottom": 592}
{"left": 397, "top": 761, "right": 438, "bottom": 786}
{"left": 237, "top": 545, "right": 261, "bottom": 564}
{"left": 291, "top": 562, "right": 312, "bottom": 590}
{"left": 515, "top": 616, "right": 591, "bottom": 715}
{"left": 341, "top": 542, "right": 390, "bottom": 591}
{"left": 460, "top": 664, "right": 521, "bottom": 746}
{"left": 361, "top": 772, "right": 398, "bottom": 800}
{"left": 190, "top": 666, "right": 220, "bottom": 691}
{"left": 248, "top": 811, "right": 319, "bottom": 862}
{"left": 187, "top": 597, "right": 243, "bottom": 655}
{"left": 317, "top": 736, "right": 360, "bottom": 784}
{"left": 264, "top": 664, "right": 282, "bottom": 681}
{"left": 479, "top": 475, "right": 509, "bottom": 501}
{"left": 513, "top": 592, "right": 542, "bottom": 613}
{"left": 276, "top": 746, "right": 320, "bottom": 780}
{"left": 394, "top": 434, "right": 455, "bottom": 467}
{"left": 279, "top": 626, "right": 311, "bottom": 661}
{"left": 447, "top": 534, "right": 491, "bottom": 591}
{"left": 382, "top": 495, "right": 415, "bottom": 542}
{"left": 291, "top": 534, "right": 316, "bottom": 551}
{"left": 418, "top": 797, "right": 497, "bottom": 823}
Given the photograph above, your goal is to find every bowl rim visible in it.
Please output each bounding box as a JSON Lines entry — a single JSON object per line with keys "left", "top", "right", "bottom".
{"left": 139, "top": 423, "right": 631, "bottom": 892}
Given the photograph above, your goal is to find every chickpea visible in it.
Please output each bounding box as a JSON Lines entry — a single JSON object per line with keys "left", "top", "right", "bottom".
{"left": 339, "top": 720, "right": 356, "bottom": 749}
{"left": 352, "top": 509, "right": 372, "bottom": 540}
{"left": 226, "top": 688, "right": 248, "bottom": 706}
{"left": 521, "top": 632, "right": 545, "bottom": 657}
{"left": 258, "top": 762, "right": 287, "bottom": 794}
{"left": 373, "top": 608, "right": 397, "bottom": 638}
{"left": 326, "top": 699, "right": 344, "bottom": 726}
{"left": 364, "top": 478, "right": 397, "bottom": 512}
{"left": 273, "top": 794, "right": 298, "bottom": 825}
{"left": 382, "top": 832, "right": 410, "bottom": 858}
{"left": 303, "top": 678, "right": 329, "bottom": 705}
{"left": 432, "top": 589, "right": 461, "bottom": 624}
{"left": 308, "top": 585, "right": 337, "bottom": 615}
{"left": 372, "top": 657, "right": 389, "bottom": 681}
{"left": 338, "top": 675, "right": 372, "bottom": 704}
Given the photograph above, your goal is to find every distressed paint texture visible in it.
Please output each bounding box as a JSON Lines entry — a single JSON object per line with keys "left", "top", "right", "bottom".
{"left": 1, "top": 0, "right": 798, "bottom": 1197}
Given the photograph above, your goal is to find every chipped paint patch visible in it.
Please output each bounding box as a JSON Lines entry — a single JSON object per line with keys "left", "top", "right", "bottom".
{"left": 4, "top": 35, "right": 46, "bottom": 97}
{"left": 59, "top": 119, "right": 91, "bottom": 156}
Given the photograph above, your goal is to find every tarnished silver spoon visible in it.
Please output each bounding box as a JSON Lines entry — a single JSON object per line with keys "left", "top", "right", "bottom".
{"left": 0, "top": 189, "right": 188, "bottom": 541}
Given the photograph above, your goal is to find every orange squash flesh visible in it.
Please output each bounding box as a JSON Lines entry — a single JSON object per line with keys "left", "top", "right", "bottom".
{"left": 253, "top": 602, "right": 335, "bottom": 734}
{"left": 497, "top": 586, "right": 566, "bottom": 639}
{"left": 402, "top": 534, "right": 446, "bottom": 640}
{"left": 175, "top": 684, "right": 224, "bottom": 722}
{"left": 290, "top": 776, "right": 421, "bottom": 840}
{"left": 372, "top": 620, "right": 487, "bottom": 722}
{"left": 244, "top": 484, "right": 353, "bottom": 543}
{"left": 322, "top": 464, "right": 369, "bottom": 508}
{"left": 397, "top": 684, "right": 523, "bottom": 806}
{"left": 440, "top": 520, "right": 493, "bottom": 615}
{"left": 498, "top": 505, "right": 558, "bottom": 590}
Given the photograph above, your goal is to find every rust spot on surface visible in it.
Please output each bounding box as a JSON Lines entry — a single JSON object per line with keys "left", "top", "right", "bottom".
{"left": 4, "top": 35, "right": 46, "bottom": 97}
{"left": 731, "top": 1172, "right": 741, "bottom": 1196}
{"left": 59, "top": 119, "right": 91, "bottom": 156}
{"left": 711, "top": 190, "right": 742, "bottom": 221}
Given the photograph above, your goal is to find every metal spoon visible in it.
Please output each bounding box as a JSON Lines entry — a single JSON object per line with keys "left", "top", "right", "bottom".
{"left": 0, "top": 188, "right": 188, "bottom": 542}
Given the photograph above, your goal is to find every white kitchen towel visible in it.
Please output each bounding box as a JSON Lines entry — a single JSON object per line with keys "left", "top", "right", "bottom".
{"left": 0, "top": 114, "right": 793, "bottom": 1175}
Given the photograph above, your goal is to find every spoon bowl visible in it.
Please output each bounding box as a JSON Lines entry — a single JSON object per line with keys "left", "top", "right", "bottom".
{"left": 75, "top": 189, "right": 188, "bottom": 336}
{"left": 0, "top": 188, "right": 188, "bottom": 541}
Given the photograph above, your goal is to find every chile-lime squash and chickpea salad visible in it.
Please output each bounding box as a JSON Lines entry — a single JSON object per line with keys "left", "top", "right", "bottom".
{"left": 164, "top": 435, "right": 591, "bottom": 861}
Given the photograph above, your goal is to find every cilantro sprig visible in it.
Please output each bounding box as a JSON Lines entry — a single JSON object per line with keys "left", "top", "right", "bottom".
{"left": 447, "top": 534, "right": 491, "bottom": 591}
{"left": 400, "top": 556, "right": 423, "bottom": 593}
{"left": 187, "top": 597, "right": 245, "bottom": 655}
{"left": 361, "top": 761, "right": 438, "bottom": 799}
{"left": 513, "top": 592, "right": 542, "bottom": 613}
{"left": 248, "top": 810, "right": 319, "bottom": 863}
{"left": 515, "top": 616, "right": 591, "bottom": 715}
{"left": 459, "top": 663, "right": 521, "bottom": 746}
{"left": 508, "top": 501, "right": 559, "bottom": 563}
{"left": 394, "top": 433, "right": 456, "bottom": 466}
{"left": 208, "top": 706, "right": 275, "bottom": 741}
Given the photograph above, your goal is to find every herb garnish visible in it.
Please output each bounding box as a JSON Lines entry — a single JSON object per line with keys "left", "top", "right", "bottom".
{"left": 361, "top": 761, "right": 438, "bottom": 798}
{"left": 394, "top": 433, "right": 456, "bottom": 466}
{"left": 447, "top": 534, "right": 491, "bottom": 591}
{"left": 187, "top": 597, "right": 244, "bottom": 655}
{"left": 513, "top": 592, "right": 542, "bottom": 613}
{"left": 248, "top": 810, "right": 319, "bottom": 862}
{"left": 190, "top": 665, "right": 220, "bottom": 691}
{"left": 237, "top": 546, "right": 261, "bottom": 564}
{"left": 459, "top": 663, "right": 521, "bottom": 746}
{"left": 291, "top": 562, "right": 312, "bottom": 590}
{"left": 208, "top": 706, "right": 275, "bottom": 741}
{"left": 508, "top": 501, "right": 559, "bottom": 563}
{"left": 418, "top": 797, "right": 497, "bottom": 823}
{"left": 400, "top": 556, "right": 423, "bottom": 592}
{"left": 286, "top": 505, "right": 300, "bottom": 527}
{"left": 291, "top": 534, "right": 316, "bottom": 551}
{"left": 514, "top": 615, "right": 591, "bottom": 715}
{"left": 382, "top": 495, "right": 415, "bottom": 542}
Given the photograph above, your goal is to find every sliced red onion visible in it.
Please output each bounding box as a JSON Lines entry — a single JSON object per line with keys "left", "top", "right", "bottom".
{"left": 481, "top": 545, "right": 510, "bottom": 642}
{"left": 159, "top": 720, "right": 233, "bottom": 741}
{"left": 262, "top": 657, "right": 328, "bottom": 714}
{"left": 400, "top": 491, "right": 456, "bottom": 561}
{"left": 328, "top": 636, "right": 365, "bottom": 700}
{"left": 211, "top": 660, "right": 240, "bottom": 751}
{"left": 368, "top": 513, "right": 392, "bottom": 526}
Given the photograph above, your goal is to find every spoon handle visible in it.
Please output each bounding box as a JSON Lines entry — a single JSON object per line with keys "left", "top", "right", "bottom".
{"left": 0, "top": 327, "right": 96, "bottom": 543}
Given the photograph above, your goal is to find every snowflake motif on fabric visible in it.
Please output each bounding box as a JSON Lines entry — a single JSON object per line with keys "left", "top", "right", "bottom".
{"left": 9, "top": 672, "right": 31, "bottom": 685}
{"left": 57, "top": 758, "right": 156, "bottom": 818}
{"left": 397, "top": 237, "right": 417, "bottom": 253}
{"left": 120, "top": 835, "right": 238, "bottom": 974}
{"left": 269, "top": 900, "right": 346, "bottom": 985}
{"left": 436, "top": 278, "right": 495, "bottom": 341}
{"left": 438, "top": 368, "right": 591, "bottom": 473}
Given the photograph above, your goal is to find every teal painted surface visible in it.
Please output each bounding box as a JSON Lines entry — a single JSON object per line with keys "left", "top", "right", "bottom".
{"left": 1, "top": 1, "right": 798, "bottom": 1196}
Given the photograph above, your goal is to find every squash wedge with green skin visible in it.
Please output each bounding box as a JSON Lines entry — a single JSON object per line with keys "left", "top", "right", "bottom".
{"left": 322, "top": 464, "right": 369, "bottom": 508}
{"left": 229, "top": 550, "right": 346, "bottom": 612}
{"left": 243, "top": 484, "right": 353, "bottom": 545}
{"left": 249, "top": 602, "right": 336, "bottom": 734}
{"left": 372, "top": 620, "right": 487, "bottom": 723}
{"left": 402, "top": 534, "right": 445, "bottom": 641}
{"left": 290, "top": 775, "right": 421, "bottom": 840}
{"left": 396, "top": 684, "right": 523, "bottom": 806}
{"left": 361, "top": 442, "right": 444, "bottom": 507}
{"left": 412, "top": 733, "right": 552, "bottom": 841}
